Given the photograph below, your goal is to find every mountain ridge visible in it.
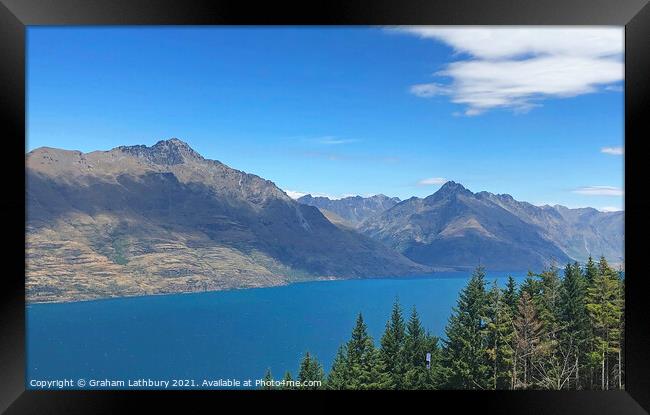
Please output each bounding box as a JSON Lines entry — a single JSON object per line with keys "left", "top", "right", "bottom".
{"left": 26, "top": 139, "right": 624, "bottom": 302}
{"left": 26, "top": 139, "right": 427, "bottom": 303}
{"left": 360, "top": 181, "right": 623, "bottom": 270}
{"left": 297, "top": 193, "right": 401, "bottom": 227}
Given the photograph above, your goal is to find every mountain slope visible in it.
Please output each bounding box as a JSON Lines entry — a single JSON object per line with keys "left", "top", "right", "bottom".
{"left": 475, "top": 192, "right": 624, "bottom": 264}
{"left": 26, "top": 139, "right": 426, "bottom": 303}
{"left": 360, "top": 182, "right": 579, "bottom": 271}
{"left": 297, "top": 194, "right": 400, "bottom": 227}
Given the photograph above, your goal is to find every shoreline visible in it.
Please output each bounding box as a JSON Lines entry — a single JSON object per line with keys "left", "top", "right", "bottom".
{"left": 25, "top": 270, "right": 534, "bottom": 306}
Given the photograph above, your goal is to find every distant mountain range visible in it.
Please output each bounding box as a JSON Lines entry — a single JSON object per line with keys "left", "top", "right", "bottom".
{"left": 296, "top": 183, "right": 623, "bottom": 271}
{"left": 26, "top": 138, "right": 624, "bottom": 302}
{"left": 26, "top": 139, "right": 425, "bottom": 302}
{"left": 301, "top": 182, "right": 623, "bottom": 271}
{"left": 297, "top": 194, "right": 401, "bottom": 227}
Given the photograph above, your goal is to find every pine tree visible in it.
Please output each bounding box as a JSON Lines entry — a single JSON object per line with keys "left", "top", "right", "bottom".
{"left": 504, "top": 276, "right": 518, "bottom": 315}
{"left": 281, "top": 371, "right": 295, "bottom": 390}
{"left": 403, "top": 306, "right": 435, "bottom": 389}
{"left": 560, "top": 261, "right": 589, "bottom": 389}
{"left": 584, "top": 255, "right": 599, "bottom": 283}
{"left": 485, "top": 281, "right": 515, "bottom": 389}
{"left": 346, "top": 313, "right": 383, "bottom": 389}
{"left": 586, "top": 257, "right": 623, "bottom": 390}
{"left": 616, "top": 268, "right": 625, "bottom": 389}
{"left": 380, "top": 299, "right": 407, "bottom": 389}
{"left": 513, "top": 291, "right": 544, "bottom": 389}
{"left": 536, "top": 265, "right": 563, "bottom": 338}
{"left": 520, "top": 274, "right": 542, "bottom": 301}
{"left": 442, "top": 266, "right": 490, "bottom": 389}
{"left": 261, "top": 368, "right": 274, "bottom": 390}
{"left": 326, "top": 345, "right": 350, "bottom": 390}
{"left": 297, "top": 352, "right": 324, "bottom": 389}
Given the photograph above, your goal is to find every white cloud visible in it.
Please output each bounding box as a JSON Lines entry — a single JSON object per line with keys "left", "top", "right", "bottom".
{"left": 600, "top": 206, "right": 623, "bottom": 212}
{"left": 601, "top": 146, "right": 624, "bottom": 155}
{"left": 285, "top": 190, "right": 308, "bottom": 199}
{"left": 410, "top": 83, "right": 450, "bottom": 98}
{"left": 418, "top": 177, "right": 448, "bottom": 186}
{"left": 572, "top": 186, "right": 624, "bottom": 196}
{"left": 398, "top": 27, "right": 623, "bottom": 59}
{"left": 395, "top": 27, "right": 624, "bottom": 115}
{"left": 311, "top": 136, "right": 359, "bottom": 145}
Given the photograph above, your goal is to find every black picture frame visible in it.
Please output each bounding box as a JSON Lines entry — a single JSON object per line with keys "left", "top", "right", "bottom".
{"left": 1, "top": 0, "right": 649, "bottom": 413}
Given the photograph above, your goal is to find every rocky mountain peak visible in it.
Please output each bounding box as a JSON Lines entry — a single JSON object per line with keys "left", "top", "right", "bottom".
{"left": 425, "top": 180, "right": 473, "bottom": 202}
{"left": 116, "top": 138, "right": 203, "bottom": 165}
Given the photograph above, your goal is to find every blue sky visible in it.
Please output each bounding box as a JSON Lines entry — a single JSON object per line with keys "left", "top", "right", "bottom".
{"left": 27, "top": 26, "right": 624, "bottom": 211}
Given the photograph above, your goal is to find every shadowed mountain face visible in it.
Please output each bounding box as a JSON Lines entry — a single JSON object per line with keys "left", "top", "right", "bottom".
{"left": 360, "top": 182, "right": 623, "bottom": 271}
{"left": 475, "top": 192, "right": 624, "bottom": 265}
{"left": 26, "top": 139, "right": 426, "bottom": 303}
{"left": 297, "top": 194, "right": 401, "bottom": 227}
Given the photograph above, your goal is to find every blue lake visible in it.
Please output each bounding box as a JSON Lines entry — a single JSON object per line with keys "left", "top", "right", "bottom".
{"left": 26, "top": 272, "right": 527, "bottom": 389}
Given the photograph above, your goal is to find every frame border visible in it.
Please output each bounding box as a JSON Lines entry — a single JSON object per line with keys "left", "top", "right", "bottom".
{"left": 1, "top": 0, "right": 649, "bottom": 413}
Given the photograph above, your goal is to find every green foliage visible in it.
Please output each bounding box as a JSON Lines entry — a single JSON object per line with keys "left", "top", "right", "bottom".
{"left": 262, "top": 368, "right": 274, "bottom": 390}
{"left": 485, "top": 280, "right": 515, "bottom": 389}
{"left": 403, "top": 307, "right": 437, "bottom": 389}
{"left": 379, "top": 299, "right": 407, "bottom": 389}
{"left": 334, "top": 313, "right": 384, "bottom": 389}
{"left": 560, "top": 262, "right": 590, "bottom": 389}
{"left": 512, "top": 290, "right": 544, "bottom": 389}
{"left": 297, "top": 352, "right": 324, "bottom": 389}
{"left": 326, "top": 345, "right": 349, "bottom": 390}
{"left": 442, "top": 266, "right": 490, "bottom": 389}
{"left": 586, "top": 256, "right": 624, "bottom": 390}
{"left": 280, "top": 260, "right": 624, "bottom": 391}
{"left": 584, "top": 255, "right": 599, "bottom": 282}
{"left": 281, "top": 371, "right": 295, "bottom": 390}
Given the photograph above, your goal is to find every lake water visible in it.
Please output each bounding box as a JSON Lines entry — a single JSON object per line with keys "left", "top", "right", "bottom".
{"left": 26, "top": 272, "right": 527, "bottom": 389}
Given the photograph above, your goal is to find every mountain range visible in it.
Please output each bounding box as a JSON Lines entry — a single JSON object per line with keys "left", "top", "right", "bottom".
{"left": 358, "top": 182, "right": 623, "bottom": 271}
{"left": 297, "top": 194, "right": 401, "bottom": 227}
{"left": 26, "top": 138, "right": 624, "bottom": 302}
{"left": 26, "top": 139, "right": 425, "bottom": 302}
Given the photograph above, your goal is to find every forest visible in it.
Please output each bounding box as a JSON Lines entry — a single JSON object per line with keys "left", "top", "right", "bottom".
{"left": 261, "top": 256, "right": 625, "bottom": 390}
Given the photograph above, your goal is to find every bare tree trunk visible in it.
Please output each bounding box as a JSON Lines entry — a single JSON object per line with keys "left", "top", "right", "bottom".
{"left": 618, "top": 348, "right": 622, "bottom": 389}
{"left": 575, "top": 354, "right": 579, "bottom": 390}
{"left": 605, "top": 356, "right": 608, "bottom": 390}
{"left": 601, "top": 349, "right": 605, "bottom": 390}
{"left": 512, "top": 352, "right": 517, "bottom": 390}
{"left": 524, "top": 357, "right": 528, "bottom": 389}
{"left": 494, "top": 331, "right": 498, "bottom": 389}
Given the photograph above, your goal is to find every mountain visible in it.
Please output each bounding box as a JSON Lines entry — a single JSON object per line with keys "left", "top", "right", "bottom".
{"left": 297, "top": 194, "right": 401, "bottom": 227}
{"left": 26, "top": 139, "right": 426, "bottom": 303}
{"left": 475, "top": 192, "right": 624, "bottom": 264}
{"left": 360, "top": 181, "right": 623, "bottom": 271}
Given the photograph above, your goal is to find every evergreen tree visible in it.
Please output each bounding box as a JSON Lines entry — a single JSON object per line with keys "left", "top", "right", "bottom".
{"left": 261, "top": 368, "right": 274, "bottom": 390}
{"left": 616, "top": 268, "right": 625, "bottom": 389}
{"left": 586, "top": 257, "right": 623, "bottom": 390}
{"left": 485, "top": 281, "right": 515, "bottom": 389}
{"left": 281, "top": 371, "right": 295, "bottom": 390}
{"left": 584, "top": 255, "right": 599, "bottom": 282}
{"left": 297, "top": 352, "right": 324, "bottom": 389}
{"left": 535, "top": 265, "right": 563, "bottom": 337}
{"left": 520, "top": 274, "right": 542, "bottom": 301}
{"left": 442, "top": 266, "right": 490, "bottom": 389}
{"left": 403, "top": 306, "right": 435, "bottom": 389}
{"left": 560, "top": 261, "right": 589, "bottom": 389}
{"left": 504, "top": 276, "right": 519, "bottom": 315}
{"left": 513, "top": 291, "right": 544, "bottom": 389}
{"left": 380, "top": 299, "right": 407, "bottom": 389}
{"left": 326, "top": 345, "right": 350, "bottom": 390}
{"left": 346, "top": 313, "right": 383, "bottom": 389}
